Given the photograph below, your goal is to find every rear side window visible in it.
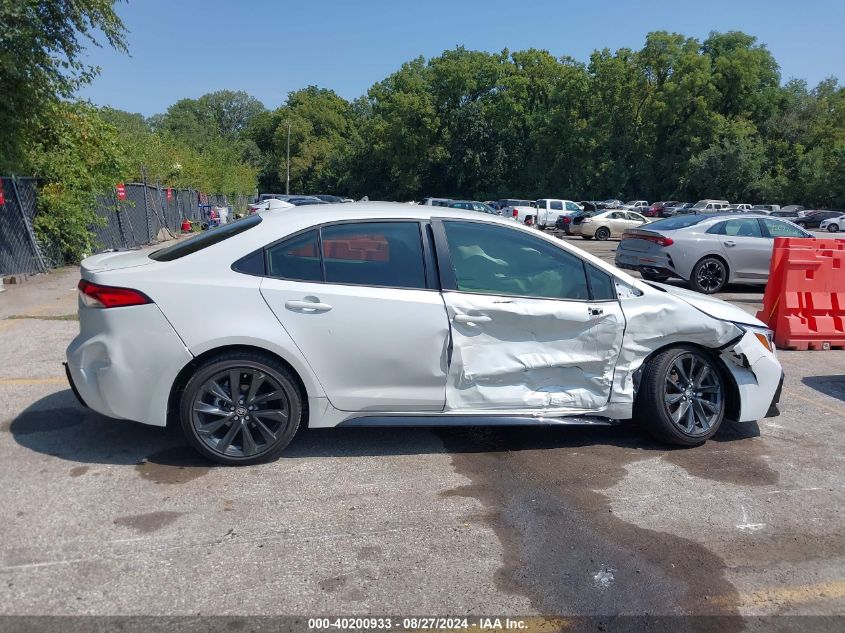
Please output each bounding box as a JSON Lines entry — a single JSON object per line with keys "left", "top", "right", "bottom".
{"left": 550, "top": 200, "right": 563, "bottom": 211}
{"left": 707, "top": 219, "right": 762, "bottom": 237}
{"left": 266, "top": 229, "right": 322, "bottom": 281}
{"left": 321, "top": 222, "right": 426, "bottom": 289}
{"left": 150, "top": 215, "right": 262, "bottom": 261}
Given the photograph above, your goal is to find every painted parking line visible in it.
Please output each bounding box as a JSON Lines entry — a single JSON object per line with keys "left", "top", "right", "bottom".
{"left": 783, "top": 389, "right": 845, "bottom": 417}
{"left": 728, "top": 579, "right": 845, "bottom": 610}
{"left": 0, "top": 377, "right": 67, "bottom": 386}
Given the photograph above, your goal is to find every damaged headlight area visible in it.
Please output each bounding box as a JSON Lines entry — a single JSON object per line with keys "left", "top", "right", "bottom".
{"left": 723, "top": 323, "right": 776, "bottom": 370}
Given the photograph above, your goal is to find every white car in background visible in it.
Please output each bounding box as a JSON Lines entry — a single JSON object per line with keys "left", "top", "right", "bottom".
{"left": 819, "top": 214, "right": 845, "bottom": 232}
{"left": 66, "top": 203, "right": 783, "bottom": 465}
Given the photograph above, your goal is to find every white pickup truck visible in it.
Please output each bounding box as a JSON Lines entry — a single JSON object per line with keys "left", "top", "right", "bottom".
{"left": 533, "top": 199, "right": 583, "bottom": 228}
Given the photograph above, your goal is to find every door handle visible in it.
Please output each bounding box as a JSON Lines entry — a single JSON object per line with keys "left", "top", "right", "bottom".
{"left": 285, "top": 299, "right": 332, "bottom": 312}
{"left": 588, "top": 307, "right": 604, "bottom": 316}
{"left": 454, "top": 313, "right": 491, "bottom": 324}
{"left": 724, "top": 240, "right": 736, "bottom": 247}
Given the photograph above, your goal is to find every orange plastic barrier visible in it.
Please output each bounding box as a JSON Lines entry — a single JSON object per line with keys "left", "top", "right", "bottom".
{"left": 756, "top": 237, "right": 845, "bottom": 350}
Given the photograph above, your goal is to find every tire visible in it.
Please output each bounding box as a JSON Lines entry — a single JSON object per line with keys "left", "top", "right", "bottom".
{"left": 581, "top": 235, "right": 593, "bottom": 240}
{"left": 641, "top": 271, "right": 669, "bottom": 282}
{"left": 689, "top": 256, "right": 728, "bottom": 294}
{"left": 595, "top": 227, "right": 611, "bottom": 241}
{"left": 179, "top": 351, "right": 303, "bottom": 465}
{"left": 634, "top": 346, "right": 726, "bottom": 446}
{"left": 827, "top": 223, "right": 839, "bottom": 232}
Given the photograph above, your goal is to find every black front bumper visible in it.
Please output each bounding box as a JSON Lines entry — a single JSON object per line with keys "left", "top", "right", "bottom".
{"left": 63, "top": 362, "right": 89, "bottom": 409}
{"left": 766, "top": 372, "right": 785, "bottom": 417}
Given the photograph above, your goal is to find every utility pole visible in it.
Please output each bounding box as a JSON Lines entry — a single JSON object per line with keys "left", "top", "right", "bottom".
{"left": 286, "top": 122, "right": 291, "bottom": 195}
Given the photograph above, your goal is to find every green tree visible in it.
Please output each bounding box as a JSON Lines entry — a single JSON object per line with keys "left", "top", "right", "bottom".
{"left": 0, "top": 0, "right": 127, "bottom": 172}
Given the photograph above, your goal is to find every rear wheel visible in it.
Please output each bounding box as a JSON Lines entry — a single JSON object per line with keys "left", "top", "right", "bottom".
{"left": 827, "top": 223, "right": 839, "bottom": 232}
{"left": 690, "top": 256, "right": 728, "bottom": 294}
{"left": 634, "top": 346, "right": 726, "bottom": 446}
{"left": 595, "top": 227, "right": 611, "bottom": 241}
{"left": 179, "top": 352, "right": 303, "bottom": 465}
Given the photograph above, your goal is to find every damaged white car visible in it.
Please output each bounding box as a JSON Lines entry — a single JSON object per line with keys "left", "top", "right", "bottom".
{"left": 66, "top": 203, "right": 784, "bottom": 465}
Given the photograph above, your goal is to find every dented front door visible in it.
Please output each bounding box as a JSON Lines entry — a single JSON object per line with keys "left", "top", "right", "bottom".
{"left": 434, "top": 219, "right": 625, "bottom": 412}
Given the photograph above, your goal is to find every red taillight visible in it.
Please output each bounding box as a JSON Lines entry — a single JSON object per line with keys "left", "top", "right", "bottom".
{"left": 621, "top": 233, "right": 674, "bottom": 247}
{"left": 78, "top": 279, "right": 153, "bottom": 309}
{"left": 512, "top": 209, "right": 518, "bottom": 218}
{"left": 563, "top": 217, "right": 571, "bottom": 224}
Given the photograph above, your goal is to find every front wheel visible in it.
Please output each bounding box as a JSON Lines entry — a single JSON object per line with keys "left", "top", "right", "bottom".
{"left": 690, "top": 256, "right": 728, "bottom": 294}
{"left": 827, "top": 223, "right": 839, "bottom": 232}
{"left": 595, "top": 227, "right": 611, "bottom": 241}
{"left": 180, "top": 352, "right": 303, "bottom": 465}
{"left": 634, "top": 346, "right": 726, "bottom": 446}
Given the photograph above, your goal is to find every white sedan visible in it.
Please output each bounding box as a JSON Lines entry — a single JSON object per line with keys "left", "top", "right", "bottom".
{"left": 66, "top": 203, "right": 783, "bottom": 465}
{"left": 819, "top": 214, "right": 845, "bottom": 232}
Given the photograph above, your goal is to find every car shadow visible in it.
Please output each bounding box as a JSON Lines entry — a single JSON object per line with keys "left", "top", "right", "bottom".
{"left": 9, "top": 390, "right": 760, "bottom": 467}
{"left": 801, "top": 375, "right": 845, "bottom": 402}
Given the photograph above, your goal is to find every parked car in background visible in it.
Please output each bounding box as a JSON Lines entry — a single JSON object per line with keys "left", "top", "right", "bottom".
{"left": 751, "top": 204, "right": 780, "bottom": 213}
{"left": 779, "top": 205, "right": 805, "bottom": 215}
{"left": 449, "top": 200, "right": 500, "bottom": 215}
{"left": 286, "top": 196, "right": 327, "bottom": 206}
{"left": 691, "top": 200, "right": 730, "bottom": 213}
{"left": 579, "top": 201, "right": 599, "bottom": 212}
{"left": 793, "top": 210, "right": 843, "bottom": 229}
{"left": 728, "top": 204, "right": 753, "bottom": 212}
{"left": 644, "top": 201, "right": 680, "bottom": 218}
{"left": 311, "top": 194, "right": 347, "bottom": 203}
{"left": 665, "top": 202, "right": 693, "bottom": 216}
{"left": 576, "top": 210, "right": 650, "bottom": 241}
{"left": 419, "top": 197, "right": 453, "bottom": 207}
{"left": 602, "top": 199, "right": 624, "bottom": 209}
{"left": 623, "top": 200, "right": 649, "bottom": 212}
{"left": 556, "top": 208, "right": 595, "bottom": 235}
{"left": 499, "top": 199, "right": 537, "bottom": 224}
{"left": 819, "top": 213, "right": 845, "bottom": 232}
{"left": 249, "top": 198, "right": 295, "bottom": 213}
{"left": 615, "top": 214, "right": 812, "bottom": 294}
{"left": 769, "top": 209, "right": 802, "bottom": 219}
{"left": 66, "top": 202, "right": 783, "bottom": 464}
{"left": 534, "top": 199, "right": 583, "bottom": 228}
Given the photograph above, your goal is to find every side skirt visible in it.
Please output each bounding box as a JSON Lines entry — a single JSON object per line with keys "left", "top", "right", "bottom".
{"left": 337, "top": 415, "right": 619, "bottom": 428}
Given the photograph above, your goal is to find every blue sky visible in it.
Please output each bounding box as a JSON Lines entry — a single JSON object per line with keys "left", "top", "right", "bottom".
{"left": 79, "top": 0, "right": 845, "bottom": 116}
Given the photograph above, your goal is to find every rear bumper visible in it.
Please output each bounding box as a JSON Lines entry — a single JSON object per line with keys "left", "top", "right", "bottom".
{"left": 65, "top": 303, "right": 193, "bottom": 427}
{"left": 63, "top": 361, "right": 88, "bottom": 409}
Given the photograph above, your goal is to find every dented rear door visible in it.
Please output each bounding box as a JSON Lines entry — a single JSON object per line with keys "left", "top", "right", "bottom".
{"left": 433, "top": 219, "right": 625, "bottom": 412}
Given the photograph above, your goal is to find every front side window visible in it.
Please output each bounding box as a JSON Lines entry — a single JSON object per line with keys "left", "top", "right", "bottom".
{"left": 442, "top": 221, "right": 590, "bottom": 300}
{"left": 761, "top": 218, "right": 809, "bottom": 238}
{"left": 565, "top": 201, "right": 580, "bottom": 211}
{"left": 321, "top": 222, "right": 426, "bottom": 289}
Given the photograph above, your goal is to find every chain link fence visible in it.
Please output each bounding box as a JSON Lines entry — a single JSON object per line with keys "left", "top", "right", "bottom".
{"left": 0, "top": 177, "right": 240, "bottom": 276}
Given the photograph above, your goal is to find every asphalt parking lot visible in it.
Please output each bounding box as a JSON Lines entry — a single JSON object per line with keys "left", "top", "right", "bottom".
{"left": 1, "top": 235, "right": 844, "bottom": 626}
